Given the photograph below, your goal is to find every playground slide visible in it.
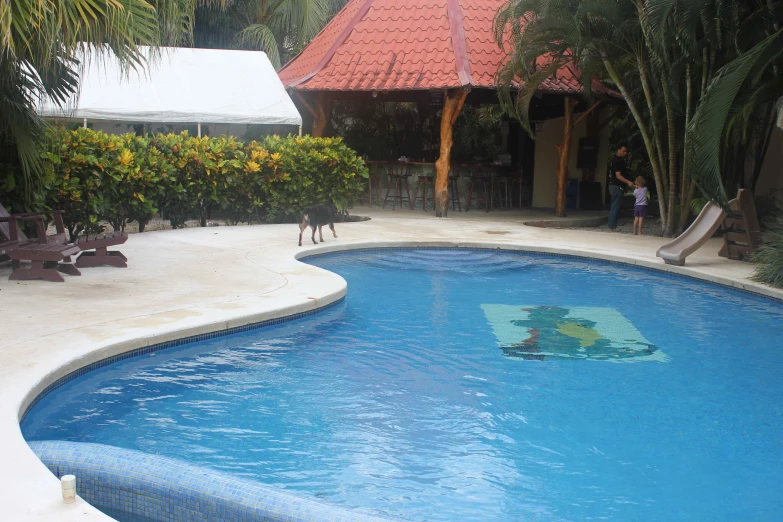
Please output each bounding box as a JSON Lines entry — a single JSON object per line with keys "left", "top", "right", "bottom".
{"left": 656, "top": 202, "right": 727, "bottom": 266}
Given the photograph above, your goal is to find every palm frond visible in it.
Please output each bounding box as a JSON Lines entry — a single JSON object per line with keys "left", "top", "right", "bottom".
{"left": 1, "top": 0, "right": 197, "bottom": 197}
{"left": 687, "top": 29, "right": 782, "bottom": 208}
{"left": 235, "top": 23, "right": 281, "bottom": 67}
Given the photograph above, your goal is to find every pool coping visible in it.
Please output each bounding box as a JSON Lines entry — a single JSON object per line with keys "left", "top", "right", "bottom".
{"left": 5, "top": 237, "right": 783, "bottom": 521}
{"left": 296, "top": 241, "right": 783, "bottom": 301}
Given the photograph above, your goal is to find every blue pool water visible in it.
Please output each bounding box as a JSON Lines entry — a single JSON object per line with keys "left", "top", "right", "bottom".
{"left": 22, "top": 249, "right": 783, "bottom": 520}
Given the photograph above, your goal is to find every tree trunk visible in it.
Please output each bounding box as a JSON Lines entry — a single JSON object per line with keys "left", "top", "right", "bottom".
{"left": 604, "top": 58, "right": 668, "bottom": 230}
{"left": 199, "top": 202, "right": 208, "bottom": 227}
{"left": 638, "top": 60, "right": 669, "bottom": 198}
{"left": 555, "top": 96, "right": 575, "bottom": 217}
{"left": 661, "top": 71, "right": 678, "bottom": 237}
{"left": 68, "top": 224, "right": 80, "bottom": 242}
{"left": 678, "top": 66, "right": 694, "bottom": 234}
{"left": 434, "top": 88, "right": 468, "bottom": 217}
{"left": 312, "top": 93, "right": 332, "bottom": 137}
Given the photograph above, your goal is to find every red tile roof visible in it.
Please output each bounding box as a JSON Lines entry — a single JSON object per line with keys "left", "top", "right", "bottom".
{"left": 278, "top": 0, "right": 597, "bottom": 94}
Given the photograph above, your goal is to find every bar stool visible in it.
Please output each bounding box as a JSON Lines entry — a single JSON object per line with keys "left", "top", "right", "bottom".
{"left": 465, "top": 165, "right": 493, "bottom": 212}
{"left": 359, "top": 162, "right": 383, "bottom": 207}
{"left": 511, "top": 175, "right": 531, "bottom": 208}
{"left": 382, "top": 163, "right": 412, "bottom": 210}
{"left": 493, "top": 173, "right": 511, "bottom": 209}
{"left": 411, "top": 175, "right": 434, "bottom": 210}
{"left": 448, "top": 164, "right": 463, "bottom": 212}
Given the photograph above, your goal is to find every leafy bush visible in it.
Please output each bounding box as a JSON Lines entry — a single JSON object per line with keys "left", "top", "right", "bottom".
{"left": 40, "top": 128, "right": 113, "bottom": 238}
{"left": 156, "top": 133, "right": 237, "bottom": 227}
{"left": 102, "top": 133, "right": 174, "bottom": 233}
{"left": 1, "top": 129, "right": 368, "bottom": 237}
{"left": 146, "top": 133, "right": 191, "bottom": 228}
{"left": 260, "top": 135, "right": 367, "bottom": 222}
{"left": 222, "top": 141, "right": 287, "bottom": 224}
{"left": 752, "top": 214, "right": 783, "bottom": 289}
{"left": 0, "top": 163, "right": 45, "bottom": 214}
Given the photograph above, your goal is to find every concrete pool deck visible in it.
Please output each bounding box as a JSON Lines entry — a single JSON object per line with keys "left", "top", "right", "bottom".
{"left": 2, "top": 206, "right": 781, "bottom": 520}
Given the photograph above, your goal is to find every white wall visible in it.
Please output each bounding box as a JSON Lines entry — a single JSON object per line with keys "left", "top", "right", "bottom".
{"left": 532, "top": 114, "right": 609, "bottom": 209}
{"left": 531, "top": 116, "right": 781, "bottom": 209}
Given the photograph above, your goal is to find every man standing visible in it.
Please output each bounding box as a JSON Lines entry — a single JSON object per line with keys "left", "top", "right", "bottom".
{"left": 607, "top": 144, "right": 634, "bottom": 231}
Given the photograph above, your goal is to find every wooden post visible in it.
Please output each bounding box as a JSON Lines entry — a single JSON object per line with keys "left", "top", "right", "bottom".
{"left": 555, "top": 96, "right": 575, "bottom": 217}
{"left": 311, "top": 93, "right": 332, "bottom": 137}
{"left": 434, "top": 88, "right": 468, "bottom": 217}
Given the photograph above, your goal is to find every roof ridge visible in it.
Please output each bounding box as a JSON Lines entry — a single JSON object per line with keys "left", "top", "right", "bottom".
{"left": 446, "top": 0, "right": 473, "bottom": 87}
{"left": 288, "top": 0, "right": 377, "bottom": 88}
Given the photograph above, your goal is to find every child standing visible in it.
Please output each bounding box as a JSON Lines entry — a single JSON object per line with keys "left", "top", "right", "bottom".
{"left": 633, "top": 176, "right": 648, "bottom": 235}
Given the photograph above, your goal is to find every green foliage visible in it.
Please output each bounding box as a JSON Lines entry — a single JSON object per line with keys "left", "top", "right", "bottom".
{"left": 221, "top": 140, "right": 288, "bottom": 224}
{"left": 103, "top": 133, "right": 171, "bottom": 232}
{"left": 38, "top": 128, "right": 174, "bottom": 236}
{"left": 331, "top": 101, "right": 504, "bottom": 163}
{"left": 1, "top": 0, "right": 195, "bottom": 198}
{"left": 40, "top": 128, "right": 113, "bottom": 239}
{"left": 452, "top": 106, "right": 504, "bottom": 163}
{"left": 688, "top": 197, "right": 708, "bottom": 217}
{"left": 331, "top": 101, "right": 434, "bottom": 161}
{"left": 158, "top": 133, "right": 238, "bottom": 227}
{"left": 260, "top": 134, "right": 368, "bottom": 222}
{"left": 686, "top": 30, "right": 782, "bottom": 209}
{"left": 754, "top": 189, "right": 783, "bottom": 230}
{"left": 194, "top": 0, "right": 349, "bottom": 69}
{"left": 752, "top": 215, "right": 783, "bottom": 289}
{"left": 0, "top": 128, "right": 368, "bottom": 236}
{"left": 494, "top": 0, "right": 783, "bottom": 235}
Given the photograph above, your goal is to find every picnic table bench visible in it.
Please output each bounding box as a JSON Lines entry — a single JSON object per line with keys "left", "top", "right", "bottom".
{"left": 75, "top": 232, "right": 128, "bottom": 268}
{"left": 0, "top": 215, "right": 81, "bottom": 282}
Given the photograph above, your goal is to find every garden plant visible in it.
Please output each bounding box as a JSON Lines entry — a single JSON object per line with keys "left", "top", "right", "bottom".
{"left": 1, "top": 128, "right": 367, "bottom": 239}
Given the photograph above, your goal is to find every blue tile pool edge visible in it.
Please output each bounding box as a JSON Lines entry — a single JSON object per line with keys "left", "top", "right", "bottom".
{"left": 29, "top": 440, "right": 396, "bottom": 522}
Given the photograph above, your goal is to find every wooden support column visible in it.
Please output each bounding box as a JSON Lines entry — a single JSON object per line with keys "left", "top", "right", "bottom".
{"left": 555, "top": 96, "right": 576, "bottom": 217}
{"left": 434, "top": 88, "right": 468, "bottom": 217}
{"left": 311, "top": 93, "right": 332, "bottom": 137}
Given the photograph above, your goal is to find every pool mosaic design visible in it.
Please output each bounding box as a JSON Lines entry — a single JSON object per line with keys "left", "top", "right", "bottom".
{"left": 482, "top": 305, "right": 666, "bottom": 362}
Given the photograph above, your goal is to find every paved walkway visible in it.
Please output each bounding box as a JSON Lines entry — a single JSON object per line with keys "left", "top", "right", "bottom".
{"left": 1, "top": 207, "right": 779, "bottom": 520}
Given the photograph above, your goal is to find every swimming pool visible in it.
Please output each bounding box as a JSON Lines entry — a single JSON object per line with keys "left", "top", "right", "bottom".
{"left": 22, "top": 248, "right": 783, "bottom": 520}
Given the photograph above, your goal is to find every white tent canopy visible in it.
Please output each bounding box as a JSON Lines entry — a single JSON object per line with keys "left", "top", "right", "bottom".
{"left": 37, "top": 47, "right": 302, "bottom": 127}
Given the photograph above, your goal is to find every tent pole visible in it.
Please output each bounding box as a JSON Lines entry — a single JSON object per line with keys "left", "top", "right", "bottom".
{"left": 197, "top": 122, "right": 202, "bottom": 138}
{"left": 83, "top": 119, "right": 87, "bottom": 129}
{"left": 298, "top": 125, "right": 302, "bottom": 137}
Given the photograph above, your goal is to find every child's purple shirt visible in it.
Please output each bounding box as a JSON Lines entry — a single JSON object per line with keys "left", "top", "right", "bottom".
{"left": 634, "top": 187, "right": 648, "bottom": 206}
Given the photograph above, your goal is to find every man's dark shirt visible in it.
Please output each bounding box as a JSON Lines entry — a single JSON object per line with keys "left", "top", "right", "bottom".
{"left": 607, "top": 155, "right": 628, "bottom": 188}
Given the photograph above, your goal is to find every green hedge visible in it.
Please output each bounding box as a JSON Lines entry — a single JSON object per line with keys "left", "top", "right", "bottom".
{"left": 0, "top": 129, "right": 368, "bottom": 238}
{"left": 752, "top": 214, "right": 783, "bottom": 289}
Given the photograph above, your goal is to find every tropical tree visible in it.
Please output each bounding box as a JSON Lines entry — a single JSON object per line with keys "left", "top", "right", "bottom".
{"left": 494, "top": 0, "right": 782, "bottom": 235}
{"left": 0, "top": 0, "right": 195, "bottom": 199}
{"left": 194, "top": 0, "right": 349, "bottom": 68}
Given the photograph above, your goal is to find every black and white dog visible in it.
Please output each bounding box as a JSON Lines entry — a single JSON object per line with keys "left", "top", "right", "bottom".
{"left": 298, "top": 203, "right": 338, "bottom": 246}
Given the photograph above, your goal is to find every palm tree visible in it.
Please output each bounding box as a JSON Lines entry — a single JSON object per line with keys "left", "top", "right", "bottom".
{"left": 194, "top": 0, "right": 349, "bottom": 69}
{"left": 0, "top": 0, "right": 195, "bottom": 197}
{"left": 494, "top": 0, "right": 782, "bottom": 235}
